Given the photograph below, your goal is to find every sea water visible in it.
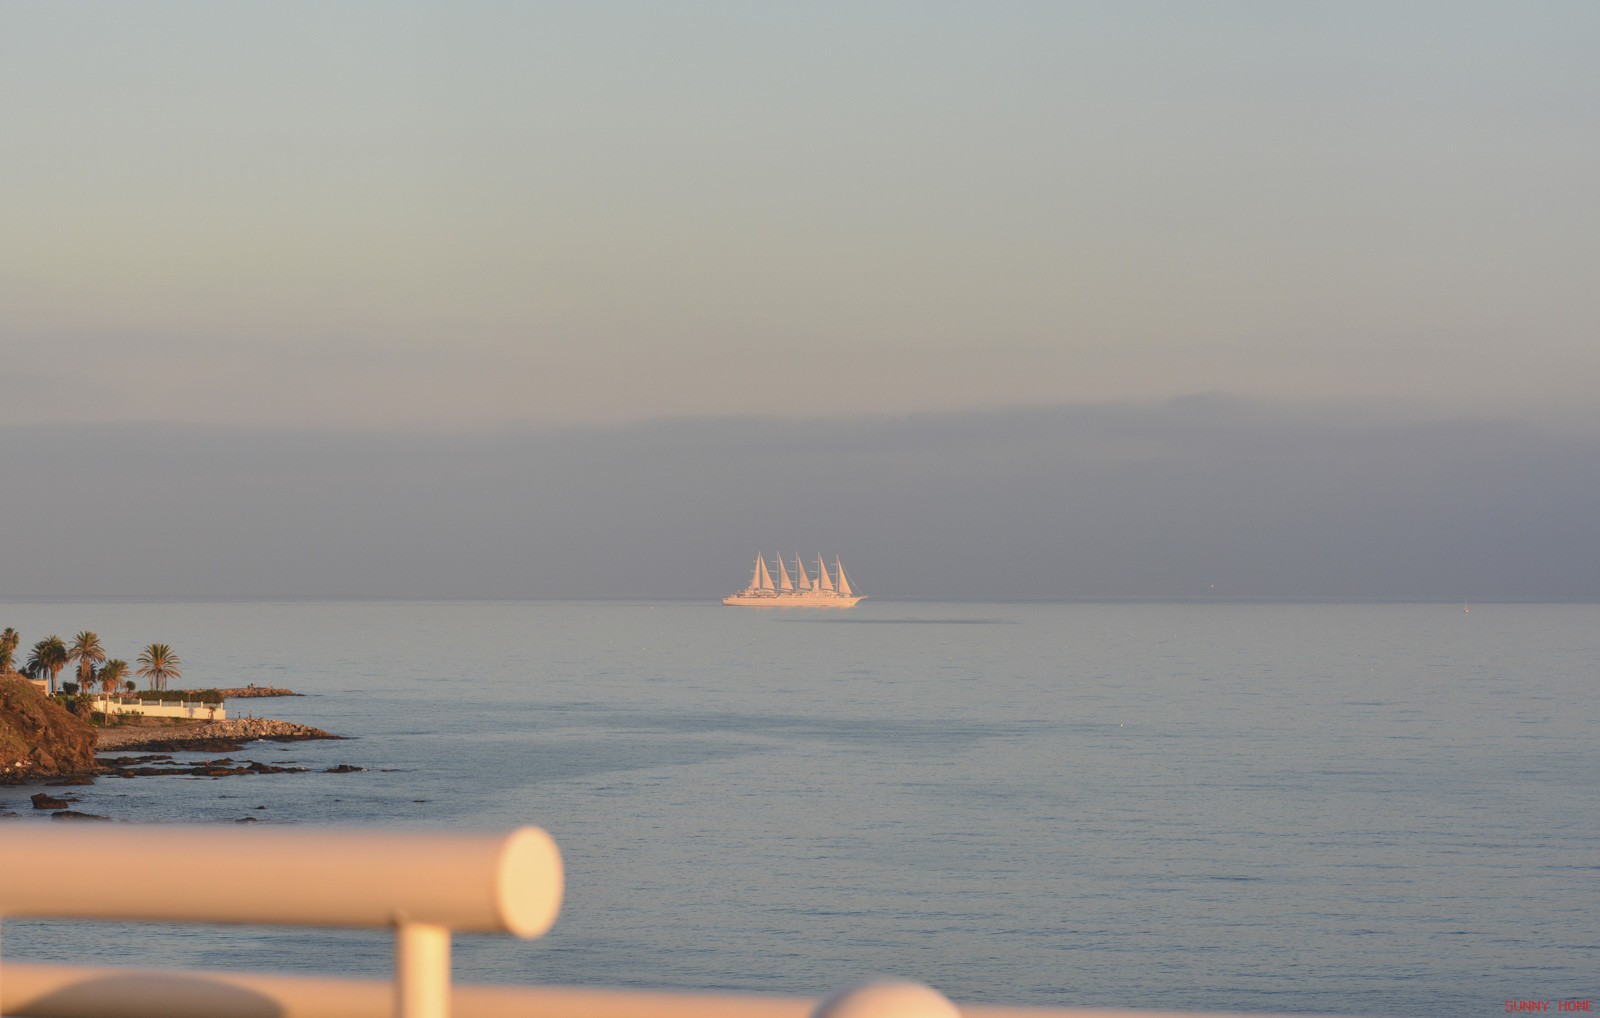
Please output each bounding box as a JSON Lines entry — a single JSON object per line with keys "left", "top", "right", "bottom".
{"left": 1, "top": 599, "right": 1596, "bottom": 1016}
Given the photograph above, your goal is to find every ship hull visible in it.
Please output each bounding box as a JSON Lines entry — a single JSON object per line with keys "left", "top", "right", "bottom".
{"left": 722, "top": 592, "right": 864, "bottom": 608}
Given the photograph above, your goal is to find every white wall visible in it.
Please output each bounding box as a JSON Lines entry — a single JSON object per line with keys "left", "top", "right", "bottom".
{"left": 102, "top": 700, "right": 226, "bottom": 721}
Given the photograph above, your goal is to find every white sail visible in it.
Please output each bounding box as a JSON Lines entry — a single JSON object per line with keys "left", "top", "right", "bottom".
{"left": 777, "top": 556, "right": 794, "bottom": 591}
{"left": 757, "top": 556, "right": 774, "bottom": 591}
{"left": 748, "top": 556, "right": 763, "bottom": 589}
{"left": 816, "top": 554, "right": 834, "bottom": 592}
{"left": 836, "top": 560, "right": 853, "bottom": 597}
{"left": 794, "top": 554, "right": 810, "bottom": 590}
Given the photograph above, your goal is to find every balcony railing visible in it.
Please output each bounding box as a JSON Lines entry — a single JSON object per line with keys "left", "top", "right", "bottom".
{"left": 0, "top": 825, "right": 1335, "bottom": 1018}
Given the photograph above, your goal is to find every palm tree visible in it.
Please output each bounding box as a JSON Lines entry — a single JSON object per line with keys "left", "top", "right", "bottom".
{"left": 0, "top": 627, "right": 19, "bottom": 673}
{"left": 27, "top": 636, "right": 69, "bottom": 695}
{"left": 99, "top": 659, "right": 130, "bottom": 719}
{"left": 137, "top": 643, "right": 181, "bottom": 692}
{"left": 100, "top": 659, "right": 129, "bottom": 694}
{"left": 68, "top": 631, "right": 107, "bottom": 687}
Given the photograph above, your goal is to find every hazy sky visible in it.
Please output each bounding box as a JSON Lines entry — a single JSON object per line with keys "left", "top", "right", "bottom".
{"left": 5, "top": 5, "right": 1599, "bottom": 599}
{"left": 5, "top": 3, "right": 1599, "bottom": 430}
{"left": 4, "top": 399, "right": 1598, "bottom": 599}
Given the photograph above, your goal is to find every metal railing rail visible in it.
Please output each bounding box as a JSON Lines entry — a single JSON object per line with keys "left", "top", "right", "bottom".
{"left": 0, "top": 826, "right": 561, "bottom": 1018}
{"left": 0, "top": 964, "right": 1268, "bottom": 1018}
{"left": 0, "top": 826, "right": 1342, "bottom": 1018}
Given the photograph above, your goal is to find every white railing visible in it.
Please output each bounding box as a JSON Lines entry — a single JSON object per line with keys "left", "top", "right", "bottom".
{"left": 0, "top": 826, "right": 1333, "bottom": 1018}
{"left": 0, "top": 826, "right": 559, "bottom": 1018}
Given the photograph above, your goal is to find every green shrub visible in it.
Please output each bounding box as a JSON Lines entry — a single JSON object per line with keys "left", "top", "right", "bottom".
{"left": 130, "top": 689, "right": 225, "bottom": 704}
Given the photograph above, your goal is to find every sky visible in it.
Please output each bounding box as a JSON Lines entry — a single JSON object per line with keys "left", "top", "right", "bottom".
{"left": 4, "top": 400, "right": 1599, "bottom": 599}
{"left": 3, "top": 3, "right": 1599, "bottom": 597}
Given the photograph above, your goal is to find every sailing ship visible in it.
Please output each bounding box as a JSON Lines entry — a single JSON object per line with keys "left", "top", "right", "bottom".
{"left": 723, "top": 554, "right": 865, "bottom": 607}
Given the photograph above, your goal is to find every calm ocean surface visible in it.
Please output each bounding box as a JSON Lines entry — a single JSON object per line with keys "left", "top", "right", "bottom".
{"left": 2, "top": 599, "right": 1596, "bottom": 1016}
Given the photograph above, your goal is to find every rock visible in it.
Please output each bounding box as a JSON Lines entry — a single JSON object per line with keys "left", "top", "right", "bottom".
{"left": 51, "top": 810, "right": 111, "bottom": 821}
{"left": 245, "top": 761, "right": 305, "bottom": 774}
{"left": 112, "top": 738, "right": 246, "bottom": 753}
{"left": 235, "top": 816, "right": 259, "bottom": 823}
{"left": 214, "top": 718, "right": 335, "bottom": 740}
{"left": 0, "top": 674, "right": 99, "bottom": 781}
{"left": 31, "top": 793, "right": 71, "bottom": 810}
{"left": 325, "top": 764, "right": 364, "bottom": 773}
{"left": 105, "top": 757, "right": 308, "bottom": 779}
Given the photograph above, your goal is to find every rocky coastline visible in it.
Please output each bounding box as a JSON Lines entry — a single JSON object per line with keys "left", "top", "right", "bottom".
{"left": 2, "top": 673, "right": 344, "bottom": 789}
{"left": 3, "top": 698, "right": 357, "bottom": 819}
{"left": 0, "top": 674, "right": 98, "bottom": 782}
{"left": 94, "top": 717, "right": 338, "bottom": 753}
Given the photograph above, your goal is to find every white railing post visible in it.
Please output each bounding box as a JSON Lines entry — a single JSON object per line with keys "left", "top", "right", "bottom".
{"left": 395, "top": 921, "right": 450, "bottom": 1018}
{"left": 812, "top": 981, "right": 961, "bottom": 1018}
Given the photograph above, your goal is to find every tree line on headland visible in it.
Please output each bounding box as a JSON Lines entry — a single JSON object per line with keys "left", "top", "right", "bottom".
{"left": 0, "top": 627, "right": 181, "bottom": 698}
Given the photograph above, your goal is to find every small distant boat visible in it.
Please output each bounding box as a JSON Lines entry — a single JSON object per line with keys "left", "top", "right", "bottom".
{"left": 723, "top": 554, "right": 865, "bottom": 607}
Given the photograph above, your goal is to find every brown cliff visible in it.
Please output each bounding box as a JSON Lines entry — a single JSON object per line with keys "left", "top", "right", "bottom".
{"left": 0, "top": 673, "right": 99, "bottom": 781}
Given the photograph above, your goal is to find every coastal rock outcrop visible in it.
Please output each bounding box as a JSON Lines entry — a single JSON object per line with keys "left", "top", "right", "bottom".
{"left": 200, "top": 718, "right": 335, "bottom": 741}
{"left": 50, "top": 810, "right": 111, "bottom": 821}
{"left": 97, "top": 717, "right": 338, "bottom": 753}
{"left": 97, "top": 753, "right": 317, "bottom": 778}
{"left": 0, "top": 674, "right": 99, "bottom": 782}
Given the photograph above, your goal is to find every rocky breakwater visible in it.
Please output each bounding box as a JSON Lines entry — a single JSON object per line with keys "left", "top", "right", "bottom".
{"left": 98, "top": 717, "right": 339, "bottom": 753}
{"left": 194, "top": 718, "right": 332, "bottom": 741}
{"left": 0, "top": 673, "right": 98, "bottom": 781}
